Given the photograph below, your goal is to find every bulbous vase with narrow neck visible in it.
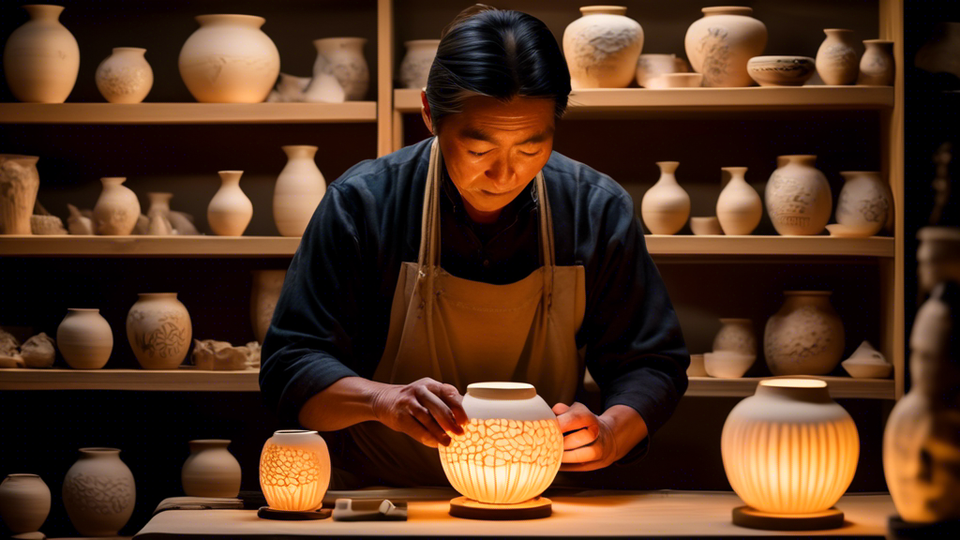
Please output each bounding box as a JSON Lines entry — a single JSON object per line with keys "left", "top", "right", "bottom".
{"left": 93, "top": 177, "right": 140, "bottom": 235}
{"left": 207, "top": 170, "right": 253, "bottom": 236}
{"left": 274, "top": 145, "right": 327, "bottom": 237}
{"left": 816, "top": 29, "right": 858, "bottom": 85}
{"left": 765, "top": 155, "right": 832, "bottom": 235}
{"left": 716, "top": 166, "right": 761, "bottom": 235}
{"left": 3, "top": 4, "right": 80, "bottom": 103}
{"left": 641, "top": 161, "right": 690, "bottom": 235}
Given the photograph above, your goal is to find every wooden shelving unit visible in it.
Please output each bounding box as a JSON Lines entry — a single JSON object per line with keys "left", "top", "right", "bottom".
{"left": 0, "top": 102, "right": 377, "bottom": 124}
{"left": 0, "top": 368, "right": 259, "bottom": 392}
{"left": 686, "top": 376, "right": 895, "bottom": 400}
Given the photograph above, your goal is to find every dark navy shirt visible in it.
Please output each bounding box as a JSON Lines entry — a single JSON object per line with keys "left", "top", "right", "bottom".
{"left": 260, "top": 137, "right": 689, "bottom": 460}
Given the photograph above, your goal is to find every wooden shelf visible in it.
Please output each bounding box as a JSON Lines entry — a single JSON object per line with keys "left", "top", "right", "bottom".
{"left": 686, "top": 376, "right": 895, "bottom": 399}
{"left": 0, "top": 102, "right": 378, "bottom": 124}
{"left": 0, "top": 368, "right": 260, "bottom": 391}
{"left": 644, "top": 235, "right": 895, "bottom": 258}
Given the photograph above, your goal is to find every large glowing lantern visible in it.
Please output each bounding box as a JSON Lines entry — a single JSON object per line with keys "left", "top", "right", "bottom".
{"left": 721, "top": 379, "right": 860, "bottom": 530}
{"left": 258, "top": 430, "right": 331, "bottom": 519}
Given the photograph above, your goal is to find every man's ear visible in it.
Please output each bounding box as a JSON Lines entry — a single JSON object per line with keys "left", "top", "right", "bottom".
{"left": 420, "top": 90, "right": 434, "bottom": 135}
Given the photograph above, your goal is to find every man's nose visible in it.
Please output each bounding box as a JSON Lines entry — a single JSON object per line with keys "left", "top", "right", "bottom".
{"left": 486, "top": 157, "right": 515, "bottom": 188}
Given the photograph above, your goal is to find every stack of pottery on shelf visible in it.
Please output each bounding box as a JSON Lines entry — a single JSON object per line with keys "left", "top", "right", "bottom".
{"left": 182, "top": 440, "right": 242, "bottom": 498}
{"left": 685, "top": 7, "right": 767, "bottom": 87}
{"left": 62, "top": 448, "right": 135, "bottom": 536}
{"left": 829, "top": 171, "right": 892, "bottom": 237}
{"left": 208, "top": 171, "right": 253, "bottom": 236}
{"left": 95, "top": 47, "right": 153, "bottom": 104}
{"left": 765, "top": 155, "right": 832, "bottom": 236}
{"left": 841, "top": 340, "right": 892, "bottom": 379}
{"left": 715, "top": 167, "right": 762, "bottom": 235}
{"left": 764, "top": 291, "right": 845, "bottom": 376}
{"left": 3, "top": 4, "right": 79, "bottom": 103}
{"left": 563, "top": 6, "right": 644, "bottom": 89}
{"left": 641, "top": 161, "right": 690, "bottom": 235}
{"left": 57, "top": 309, "right": 114, "bottom": 369}
{"left": 400, "top": 40, "right": 440, "bottom": 90}
{"left": 0, "top": 474, "right": 51, "bottom": 538}
{"left": 274, "top": 145, "right": 327, "bottom": 237}
{"left": 127, "top": 293, "right": 192, "bottom": 370}
{"left": 704, "top": 319, "right": 756, "bottom": 378}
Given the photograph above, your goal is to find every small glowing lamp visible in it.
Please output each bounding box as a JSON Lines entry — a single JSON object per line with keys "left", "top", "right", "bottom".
{"left": 721, "top": 379, "right": 860, "bottom": 530}
{"left": 439, "top": 382, "right": 564, "bottom": 520}
{"left": 258, "top": 430, "right": 331, "bottom": 520}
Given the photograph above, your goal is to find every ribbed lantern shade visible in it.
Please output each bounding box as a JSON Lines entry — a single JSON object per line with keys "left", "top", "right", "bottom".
{"left": 259, "top": 430, "right": 330, "bottom": 512}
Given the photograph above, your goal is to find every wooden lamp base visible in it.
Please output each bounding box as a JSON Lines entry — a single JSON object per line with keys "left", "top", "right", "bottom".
{"left": 732, "top": 506, "right": 845, "bottom": 530}
{"left": 257, "top": 506, "right": 332, "bottom": 520}
{"left": 449, "top": 496, "right": 552, "bottom": 520}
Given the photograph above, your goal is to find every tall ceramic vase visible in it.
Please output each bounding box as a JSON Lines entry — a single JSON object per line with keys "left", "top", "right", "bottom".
{"left": 313, "top": 38, "right": 370, "bottom": 101}
{"left": 182, "top": 440, "right": 242, "bottom": 498}
{"left": 641, "top": 161, "right": 690, "bottom": 235}
{"left": 400, "top": 39, "right": 440, "bottom": 90}
{"left": 836, "top": 171, "right": 890, "bottom": 237}
{"left": 765, "top": 155, "right": 832, "bottom": 236}
{"left": 3, "top": 4, "right": 80, "bottom": 103}
{"left": 0, "top": 154, "right": 40, "bottom": 235}
{"left": 815, "top": 29, "right": 859, "bottom": 85}
{"left": 63, "top": 448, "right": 135, "bottom": 536}
{"left": 0, "top": 474, "right": 51, "bottom": 536}
{"left": 684, "top": 7, "right": 767, "bottom": 87}
{"left": 179, "top": 14, "right": 280, "bottom": 103}
{"left": 274, "top": 145, "right": 327, "bottom": 237}
{"left": 126, "top": 293, "right": 192, "bottom": 370}
{"left": 207, "top": 170, "right": 253, "bottom": 236}
{"left": 251, "top": 270, "right": 286, "bottom": 344}
{"left": 716, "top": 166, "right": 762, "bottom": 235}
{"left": 764, "top": 291, "right": 845, "bottom": 376}
{"left": 857, "top": 39, "right": 895, "bottom": 86}
{"left": 57, "top": 308, "right": 114, "bottom": 369}
{"left": 563, "top": 6, "right": 644, "bottom": 89}
{"left": 93, "top": 177, "right": 141, "bottom": 235}
{"left": 146, "top": 192, "right": 174, "bottom": 236}
{"left": 95, "top": 47, "right": 153, "bottom": 104}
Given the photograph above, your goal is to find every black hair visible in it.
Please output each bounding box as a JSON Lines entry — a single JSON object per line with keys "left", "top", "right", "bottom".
{"left": 425, "top": 5, "right": 571, "bottom": 130}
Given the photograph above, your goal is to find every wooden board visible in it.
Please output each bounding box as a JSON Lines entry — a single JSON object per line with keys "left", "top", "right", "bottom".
{"left": 0, "top": 368, "right": 260, "bottom": 391}
{"left": 0, "top": 103, "right": 377, "bottom": 124}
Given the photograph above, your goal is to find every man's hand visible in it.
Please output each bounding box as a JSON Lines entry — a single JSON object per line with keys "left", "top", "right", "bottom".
{"left": 552, "top": 402, "right": 648, "bottom": 472}
{"left": 372, "top": 377, "right": 468, "bottom": 448}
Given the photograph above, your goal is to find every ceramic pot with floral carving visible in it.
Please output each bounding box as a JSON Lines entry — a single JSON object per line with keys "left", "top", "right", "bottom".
{"left": 563, "top": 6, "right": 644, "bottom": 89}
{"left": 62, "top": 448, "right": 135, "bottom": 536}
{"left": 313, "top": 37, "right": 369, "bottom": 101}
{"left": 400, "top": 39, "right": 440, "bottom": 89}
{"left": 207, "top": 170, "right": 253, "bottom": 236}
{"left": 816, "top": 29, "right": 859, "bottom": 85}
{"left": 765, "top": 155, "right": 832, "bottom": 235}
{"left": 126, "top": 293, "right": 192, "bottom": 370}
{"left": 274, "top": 145, "right": 326, "bottom": 237}
{"left": 858, "top": 39, "right": 895, "bottom": 86}
{"left": 0, "top": 474, "right": 51, "bottom": 536}
{"left": 251, "top": 269, "right": 286, "bottom": 343}
{"left": 3, "top": 4, "right": 79, "bottom": 103}
{"left": 57, "top": 308, "right": 114, "bottom": 369}
{"left": 641, "top": 161, "right": 690, "bottom": 235}
{"left": 836, "top": 171, "right": 890, "bottom": 237}
{"left": 182, "top": 440, "right": 242, "bottom": 498}
{"left": 0, "top": 154, "right": 40, "bottom": 235}
{"left": 95, "top": 47, "right": 153, "bottom": 104}
{"left": 93, "top": 177, "right": 140, "bottom": 235}
{"left": 764, "top": 291, "right": 845, "bottom": 376}
{"left": 684, "top": 7, "right": 767, "bottom": 87}
{"left": 716, "top": 166, "right": 761, "bottom": 235}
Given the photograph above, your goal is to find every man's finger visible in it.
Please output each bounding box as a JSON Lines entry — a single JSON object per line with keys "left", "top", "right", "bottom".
{"left": 562, "top": 425, "right": 600, "bottom": 450}
{"left": 416, "top": 386, "right": 464, "bottom": 436}
{"left": 561, "top": 443, "right": 603, "bottom": 463}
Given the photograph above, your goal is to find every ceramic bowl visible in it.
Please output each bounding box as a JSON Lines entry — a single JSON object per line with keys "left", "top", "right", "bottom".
{"left": 704, "top": 351, "right": 756, "bottom": 378}
{"left": 747, "top": 56, "right": 816, "bottom": 87}
{"left": 826, "top": 223, "right": 875, "bottom": 238}
{"left": 657, "top": 73, "right": 703, "bottom": 88}
{"left": 842, "top": 359, "right": 893, "bottom": 379}
{"left": 690, "top": 217, "right": 723, "bottom": 235}
{"left": 687, "top": 353, "right": 707, "bottom": 377}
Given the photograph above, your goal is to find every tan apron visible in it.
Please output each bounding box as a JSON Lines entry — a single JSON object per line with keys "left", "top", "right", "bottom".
{"left": 349, "top": 138, "right": 586, "bottom": 487}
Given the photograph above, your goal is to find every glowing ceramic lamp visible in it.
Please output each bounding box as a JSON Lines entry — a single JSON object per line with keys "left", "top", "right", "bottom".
{"left": 721, "top": 379, "right": 859, "bottom": 530}
{"left": 258, "top": 430, "right": 331, "bottom": 520}
{"left": 438, "top": 382, "right": 564, "bottom": 520}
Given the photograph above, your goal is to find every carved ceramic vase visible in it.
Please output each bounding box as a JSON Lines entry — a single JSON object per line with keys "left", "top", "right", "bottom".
{"left": 0, "top": 474, "right": 51, "bottom": 535}
{"left": 764, "top": 291, "right": 845, "bottom": 376}
{"left": 62, "top": 448, "right": 135, "bottom": 536}
{"left": 438, "top": 382, "right": 564, "bottom": 504}
{"left": 400, "top": 39, "right": 440, "bottom": 89}
{"left": 641, "top": 161, "right": 690, "bottom": 235}
{"left": 563, "top": 6, "right": 644, "bottom": 89}
{"left": 95, "top": 48, "right": 153, "bottom": 104}
{"left": 636, "top": 54, "right": 680, "bottom": 88}
{"left": 126, "top": 293, "right": 192, "bottom": 370}
{"left": 313, "top": 38, "right": 369, "bottom": 101}
{"left": 815, "top": 29, "right": 859, "bottom": 85}
{"left": 0, "top": 154, "right": 40, "bottom": 235}
{"left": 684, "top": 7, "right": 767, "bottom": 87}
{"left": 858, "top": 40, "right": 895, "bottom": 86}
{"left": 207, "top": 170, "right": 253, "bottom": 236}
{"left": 182, "top": 440, "right": 242, "bottom": 498}
{"left": 146, "top": 192, "right": 173, "bottom": 236}
{"left": 716, "top": 166, "right": 762, "bottom": 235}
{"left": 274, "top": 145, "right": 327, "bottom": 237}
{"left": 3, "top": 4, "right": 79, "bottom": 103}
{"left": 713, "top": 318, "right": 756, "bottom": 356}
{"left": 57, "top": 308, "right": 114, "bottom": 369}
{"left": 179, "top": 14, "right": 280, "bottom": 103}
{"left": 93, "top": 177, "right": 140, "bottom": 235}
{"left": 251, "top": 269, "right": 286, "bottom": 344}
{"left": 765, "top": 155, "right": 832, "bottom": 236}
{"left": 260, "top": 430, "right": 331, "bottom": 512}
{"left": 835, "top": 171, "right": 890, "bottom": 237}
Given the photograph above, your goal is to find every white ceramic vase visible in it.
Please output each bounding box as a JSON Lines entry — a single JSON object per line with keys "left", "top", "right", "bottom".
{"left": 126, "top": 293, "right": 192, "bottom": 370}
{"left": 563, "top": 6, "right": 644, "bottom": 89}
{"left": 816, "top": 29, "right": 859, "bottom": 85}
{"left": 0, "top": 154, "right": 40, "bottom": 235}
{"left": 641, "top": 161, "right": 690, "bottom": 235}
{"left": 765, "top": 155, "right": 832, "bottom": 236}
{"left": 684, "top": 7, "right": 767, "bottom": 87}
{"left": 0, "top": 474, "right": 51, "bottom": 535}
{"left": 179, "top": 14, "right": 280, "bottom": 103}
{"left": 57, "top": 308, "right": 114, "bottom": 370}
{"left": 146, "top": 192, "right": 174, "bottom": 236}
{"left": 251, "top": 269, "right": 286, "bottom": 344}
{"left": 858, "top": 40, "right": 895, "bottom": 86}
{"left": 260, "top": 430, "right": 331, "bottom": 512}
{"left": 95, "top": 47, "right": 153, "bottom": 104}
{"left": 716, "top": 166, "right": 762, "bottom": 235}
{"left": 274, "top": 145, "right": 327, "bottom": 237}
{"left": 313, "top": 37, "right": 369, "bottom": 101}
{"left": 182, "top": 440, "right": 242, "bottom": 498}
{"left": 207, "top": 170, "right": 253, "bottom": 236}
{"left": 400, "top": 39, "right": 440, "bottom": 90}
{"left": 63, "top": 448, "right": 135, "bottom": 537}
{"left": 713, "top": 318, "right": 756, "bottom": 356}
{"left": 3, "top": 4, "right": 79, "bottom": 103}
{"left": 93, "top": 177, "right": 140, "bottom": 235}
{"left": 836, "top": 171, "right": 890, "bottom": 237}
{"left": 764, "top": 291, "right": 845, "bottom": 376}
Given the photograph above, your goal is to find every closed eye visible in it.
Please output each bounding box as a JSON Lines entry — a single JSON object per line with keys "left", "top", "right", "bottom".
{"left": 469, "top": 150, "right": 491, "bottom": 156}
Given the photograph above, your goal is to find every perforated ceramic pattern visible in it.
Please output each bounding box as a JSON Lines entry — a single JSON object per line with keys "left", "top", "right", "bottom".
{"left": 259, "top": 444, "right": 326, "bottom": 511}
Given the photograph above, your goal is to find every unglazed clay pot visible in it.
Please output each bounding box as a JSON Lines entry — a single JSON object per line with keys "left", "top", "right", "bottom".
{"left": 716, "top": 166, "right": 761, "bottom": 235}
{"left": 146, "top": 192, "right": 174, "bottom": 236}
{"left": 713, "top": 318, "right": 756, "bottom": 356}
{"left": 207, "top": 170, "right": 253, "bottom": 236}
{"left": 182, "top": 440, "right": 242, "bottom": 498}
{"left": 841, "top": 340, "right": 892, "bottom": 379}
{"left": 746, "top": 56, "right": 815, "bottom": 86}
{"left": 704, "top": 351, "right": 755, "bottom": 378}
{"left": 816, "top": 29, "right": 859, "bottom": 85}
{"left": 63, "top": 448, "right": 135, "bottom": 536}
{"left": 0, "top": 154, "right": 40, "bottom": 235}
{"left": 313, "top": 38, "right": 369, "bottom": 101}
{"left": 95, "top": 47, "right": 153, "bottom": 104}
{"left": 687, "top": 353, "right": 707, "bottom": 376}
{"left": 765, "top": 155, "right": 832, "bottom": 236}
{"left": 3, "top": 4, "right": 79, "bottom": 103}
{"left": 179, "top": 14, "right": 280, "bottom": 103}
{"left": 836, "top": 171, "right": 890, "bottom": 237}
{"left": 641, "top": 161, "right": 690, "bottom": 235}
{"left": 690, "top": 216, "right": 723, "bottom": 235}
{"left": 684, "top": 7, "right": 767, "bottom": 87}
{"left": 260, "top": 430, "right": 331, "bottom": 512}
{"left": 251, "top": 269, "right": 286, "bottom": 343}
{"left": 438, "top": 382, "right": 564, "bottom": 504}
{"left": 400, "top": 39, "right": 440, "bottom": 90}
{"left": 858, "top": 40, "right": 895, "bottom": 86}
{"left": 563, "top": 6, "right": 644, "bottom": 89}
{"left": 57, "top": 308, "right": 113, "bottom": 369}
{"left": 93, "top": 177, "right": 140, "bottom": 235}
{"left": 0, "top": 474, "right": 51, "bottom": 535}
{"left": 764, "top": 291, "right": 845, "bottom": 376}
{"left": 636, "top": 54, "right": 680, "bottom": 88}
{"left": 126, "top": 293, "right": 192, "bottom": 370}
{"left": 274, "top": 145, "right": 326, "bottom": 237}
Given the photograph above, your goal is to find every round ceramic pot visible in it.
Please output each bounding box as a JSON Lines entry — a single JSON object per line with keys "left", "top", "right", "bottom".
{"left": 716, "top": 166, "right": 761, "bottom": 235}
{"left": 251, "top": 269, "right": 286, "bottom": 344}
{"left": 62, "top": 448, "right": 135, "bottom": 536}
{"left": 0, "top": 474, "right": 51, "bottom": 534}
{"left": 260, "top": 430, "right": 331, "bottom": 512}
{"left": 684, "top": 7, "right": 767, "bottom": 87}
{"left": 816, "top": 29, "right": 859, "bottom": 85}
{"left": 0, "top": 154, "right": 40, "bottom": 235}
{"left": 836, "top": 171, "right": 890, "bottom": 237}
{"left": 704, "top": 351, "right": 755, "bottom": 379}
{"left": 57, "top": 308, "right": 114, "bottom": 369}
{"left": 722, "top": 379, "right": 859, "bottom": 514}
{"left": 563, "top": 6, "right": 644, "bottom": 89}
{"left": 765, "top": 155, "right": 832, "bottom": 236}
{"left": 179, "top": 14, "right": 280, "bottom": 103}
{"left": 636, "top": 53, "right": 678, "bottom": 88}
{"left": 182, "top": 440, "right": 242, "bottom": 498}
{"left": 146, "top": 192, "right": 173, "bottom": 236}
{"left": 764, "top": 291, "right": 845, "bottom": 376}
{"left": 313, "top": 37, "right": 370, "bottom": 101}
{"left": 713, "top": 318, "right": 756, "bottom": 356}
{"left": 93, "top": 177, "right": 141, "bottom": 235}
{"left": 400, "top": 39, "right": 440, "bottom": 89}
{"left": 746, "top": 56, "right": 815, "bottom": 86}
{"left": 274, "top": 145, "right": 327, "bottom": 237}
{"left": 857, "top": 39, "right": 895, "bottom": 86}
{"left": 207, "top": 170, "right": 253, "bottom": 236}
{"left": 641, "top": 161, "right": 690, "bottom": 235}
{"left": 126, "top": 293, "right": 192, "bottom": 370}
{"left": 3, "top": 4, "right": 79, "bottom": 103}
{"left": 690, "top": 216, "right": 723, "bottom": 235}
{"left": 95, "top": 47, "right": 153, "bottom": 104}
{"left": 438, "top": 382, "right": 564, "bottom": 505}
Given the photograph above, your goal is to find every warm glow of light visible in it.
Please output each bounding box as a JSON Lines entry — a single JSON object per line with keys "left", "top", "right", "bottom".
{"left": 761, "top": 379, "right": 828, "bottom": 389}
{"left": 259, "top": 430, "right": 330, "bottom": 512}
